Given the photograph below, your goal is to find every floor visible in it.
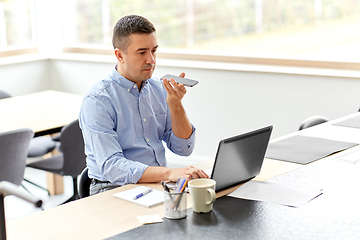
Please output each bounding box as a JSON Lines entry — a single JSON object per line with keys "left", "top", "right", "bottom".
{"left": 4, "top": 154, "right": 206, "bottom": 221}
{"left": 4, "top": 167, "right": 73, "bottom": 221}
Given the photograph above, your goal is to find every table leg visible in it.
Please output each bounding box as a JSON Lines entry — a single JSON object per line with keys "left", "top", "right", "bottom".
{"left": 46, "top": 173, "right": 64, "bottom": 195}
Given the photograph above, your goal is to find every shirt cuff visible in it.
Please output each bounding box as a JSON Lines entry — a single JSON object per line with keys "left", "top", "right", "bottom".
{"left": 122, "top": 162, "right": 149, "bottom": 185}
{"left": 169, "top": 125, "right": 196, "bottom": 155}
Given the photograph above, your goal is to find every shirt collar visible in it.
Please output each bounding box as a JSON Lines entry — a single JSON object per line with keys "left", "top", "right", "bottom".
{"left": 111, "top": 65, "right": 150, "bottom": 94}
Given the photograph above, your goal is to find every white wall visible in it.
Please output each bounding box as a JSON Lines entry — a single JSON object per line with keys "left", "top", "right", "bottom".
{"left": 1, "top": 57, "right": 360, "bottom": 161}
{"left": 48, "top": 58, "right": 111, "bottom": 94}
{"left": 0, "top": 58, "right": 49, "bottom": 96}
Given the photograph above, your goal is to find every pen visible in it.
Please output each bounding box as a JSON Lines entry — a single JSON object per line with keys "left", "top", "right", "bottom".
{"left": 178, "top": 179, "right": 188, "bottom": 193}
{"left": 161, "top": 181, "right": 171, "bottom": 193}
{"left": 174, "top": 178, "right": 187, "bottom": 193}
{"left": 173, "top": 179, "right": 188, "bottom": 210}
{"left": 162, "top": 181, "right": 177, "bottom": 206}
{"left": 133, "top": 188, "right": 153, "bottom": 200}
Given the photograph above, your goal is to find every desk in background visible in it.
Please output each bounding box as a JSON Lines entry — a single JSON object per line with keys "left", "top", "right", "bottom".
{"left": 0, "top": 90, "right": 83, "bottom": 195}
{"left": 6, "top": 112, "right": 360, "bottom": 240}
{"left": 0, "top": 90, "right": 83, "bottom": 137}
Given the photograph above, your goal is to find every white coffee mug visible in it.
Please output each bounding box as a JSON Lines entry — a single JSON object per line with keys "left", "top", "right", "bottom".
{"left": 188, "top": 179, "right": 216, "bottom": 213}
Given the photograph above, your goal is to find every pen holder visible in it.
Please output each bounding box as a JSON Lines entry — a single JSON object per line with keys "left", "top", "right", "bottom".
{"left": 164, "top": 191, "right": 187, "bottom": 219}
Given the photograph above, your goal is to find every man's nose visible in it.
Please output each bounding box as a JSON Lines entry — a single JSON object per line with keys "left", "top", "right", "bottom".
{"left": 146, "top": 52, "right": 155, "bottom": 64}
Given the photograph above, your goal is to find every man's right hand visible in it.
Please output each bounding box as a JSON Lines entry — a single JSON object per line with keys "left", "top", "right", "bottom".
{"left": 138, "top": 165, "right": 209, "bottom": 184}
{"left": 168, "top": 166, "right": 209, "bottom": 181}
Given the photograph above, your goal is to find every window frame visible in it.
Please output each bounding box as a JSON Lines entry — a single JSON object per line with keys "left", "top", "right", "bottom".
{"left": 2, "top": 0, "right": 360, "bottom": 74}
{"left": 0, "top": 46, "right": 38, "bottom": 58}
{"left": 62, "top": 45, "right": 360, "bottom": 71}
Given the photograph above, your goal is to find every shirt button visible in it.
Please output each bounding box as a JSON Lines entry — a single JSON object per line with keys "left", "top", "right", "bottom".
{"left": 127, "top": 89, "right": 130, "bottom": 92}
{"left": 143, "top": 118, "right": 146, "bottom": 121}
{"left": 147, "top": 139, "right": 150, "bottom": 142}
{"left": 133, "top": 85, "right": 137, "bottom": 88}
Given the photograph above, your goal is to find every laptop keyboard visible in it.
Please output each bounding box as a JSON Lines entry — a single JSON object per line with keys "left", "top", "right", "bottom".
{"left": 204, "top": 168, "right": 212, "bottom": 177}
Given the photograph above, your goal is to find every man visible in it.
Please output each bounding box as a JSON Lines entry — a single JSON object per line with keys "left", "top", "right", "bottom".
{"left": 79, "top": 15, "right": 208, "bottom": 195}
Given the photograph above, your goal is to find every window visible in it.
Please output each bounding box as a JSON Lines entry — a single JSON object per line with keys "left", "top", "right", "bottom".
{"left": 0, "top": 0, "right": 35, "bottom": 50}
{"left": 61, "top": 0, "right": 360, "bottom": 62}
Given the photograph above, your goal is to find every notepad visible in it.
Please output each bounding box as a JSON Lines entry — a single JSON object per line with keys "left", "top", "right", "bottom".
{"left": 113, "top": 186, "right": 164, "bottom": 208}
{"left": 136, "top": 215, "right": 164, "bottom": 225}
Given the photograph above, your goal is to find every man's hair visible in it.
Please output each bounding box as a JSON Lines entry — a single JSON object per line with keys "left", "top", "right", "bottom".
{"left": 112, "top": 15, "right": 156, "bottom": 52}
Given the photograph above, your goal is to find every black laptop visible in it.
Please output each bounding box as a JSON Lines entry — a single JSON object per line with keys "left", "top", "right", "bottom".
{"left": 206, "top": 126, "right": 273, "bottom": 192}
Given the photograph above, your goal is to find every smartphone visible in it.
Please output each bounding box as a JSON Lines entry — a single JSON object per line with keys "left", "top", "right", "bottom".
{"left": 160, "top": 74, "right": 199, "bottom": 87}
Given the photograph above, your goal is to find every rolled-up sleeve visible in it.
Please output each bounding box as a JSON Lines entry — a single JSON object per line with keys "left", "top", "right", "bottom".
{"left": 165, "top": 125, "right": 196, "bottom": 156}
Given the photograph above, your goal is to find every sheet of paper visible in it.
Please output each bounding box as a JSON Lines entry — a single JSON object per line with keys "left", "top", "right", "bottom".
{"left": 336, "top": 149, "right": 360, "bottom": 164}
{"left": 265, "top": 135, "right": 358, "bottom": 164}
{"left": 137, "top": 215, "right": 164, "bottom": 225}
{"left": 333, "top": 115, "right": 360, "bottom": 129}
{"left": 228, "top": 180, "right": 322, "bottom": 207}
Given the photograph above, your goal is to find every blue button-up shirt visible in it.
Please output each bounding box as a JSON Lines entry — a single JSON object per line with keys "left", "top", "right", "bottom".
{"left": 79, "top": 66, "right": 196, "bottom": 186}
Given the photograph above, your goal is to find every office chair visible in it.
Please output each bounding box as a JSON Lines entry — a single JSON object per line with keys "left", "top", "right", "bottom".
{"left": 0, "top": 129, "right": 34, "bottom": 186}
{"left": 78, "top": 167, "right": 91, "bottom": 198}
{"left": 27, "top": 120, "right": 86, "bottom": 201}
{"left": 24, "top": 136, "right": 57, "bottom": 195}
{"left": 0, "top": 90, "right": 56, "bottom": 158}
{"left": 1, "top": 181, "right": 42, "bottom": 240}
{"left": 0, "top": 90, "right": 12, "bottom": 99}
{"left": 0, "top": 89, "right": 57, "bottom": 194}
{"left": 299, "top": 115, "right": 329, "bottom": 130}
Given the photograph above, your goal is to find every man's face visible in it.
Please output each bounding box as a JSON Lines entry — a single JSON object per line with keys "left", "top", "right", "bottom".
{"left": 117, "top": 32, "right": 158, "bottom": 85}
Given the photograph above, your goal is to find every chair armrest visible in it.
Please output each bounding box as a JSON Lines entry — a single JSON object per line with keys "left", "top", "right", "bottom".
{"left": 52, "top": 133, "right": 61, "bottom": 141}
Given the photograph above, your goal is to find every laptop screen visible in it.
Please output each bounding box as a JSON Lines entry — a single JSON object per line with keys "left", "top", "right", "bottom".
{"left": 211, "top": 126, "right": 273, "bottom": 192}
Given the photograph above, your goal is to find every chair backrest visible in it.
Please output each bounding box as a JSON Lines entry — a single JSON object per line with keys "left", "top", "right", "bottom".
{"left": 78, "top": 167, "right": 91, "bottom": 198}
{"left": 59, "top": 119, "right": 87, "bottom": 177}
{"left": 0, "top": 129, "right": 34, "bottom": 185}
{"left": 299, "top": 115, "right": 329, "bottom": 131}
{"left": 0, "top": 90, "right": 12, "bottom": 99}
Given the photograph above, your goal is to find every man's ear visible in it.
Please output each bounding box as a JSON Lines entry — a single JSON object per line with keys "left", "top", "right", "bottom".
{"left": 114, "top": 48, "right": 124, "bottom": 63}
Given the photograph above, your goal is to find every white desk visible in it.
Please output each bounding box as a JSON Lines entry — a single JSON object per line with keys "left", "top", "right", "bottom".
{"left": 0, "top": 90, "right": 83, "bottom": 136}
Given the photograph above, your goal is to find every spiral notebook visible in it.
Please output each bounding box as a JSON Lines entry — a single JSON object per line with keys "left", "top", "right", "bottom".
{"left": 113, "top": 186, "right": 164, "bottom": 208}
